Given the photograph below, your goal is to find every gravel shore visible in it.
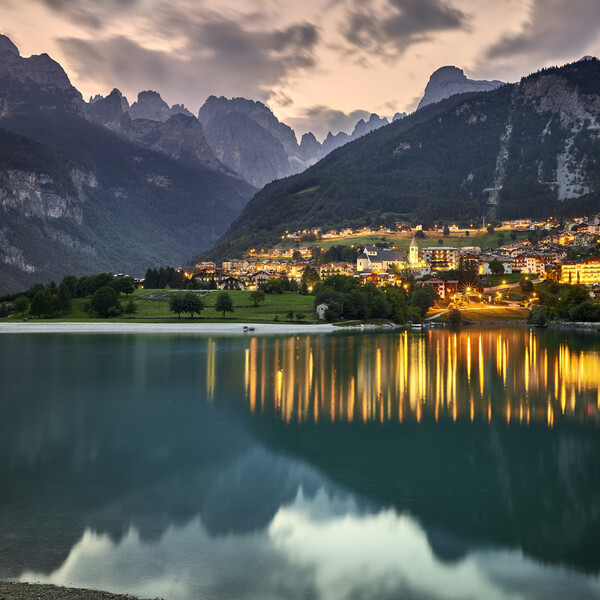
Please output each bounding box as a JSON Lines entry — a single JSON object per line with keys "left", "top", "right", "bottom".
{"left": 0, "top": 582, "right": 156, "bottom": 600}
{"left": 0, "top": 322, "right": 338, "bottom": 335}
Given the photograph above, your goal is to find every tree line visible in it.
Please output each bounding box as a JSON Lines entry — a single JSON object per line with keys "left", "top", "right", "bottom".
{"left": 313, "top": 275, "right": 437, "bottom": 323}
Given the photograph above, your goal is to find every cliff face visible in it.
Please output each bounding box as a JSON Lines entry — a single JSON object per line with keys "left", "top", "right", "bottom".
{"left": 0, "top": 34, "right": 85, "bottom": 116}
{"left": 202, "top": 110, "right": 291, "bottom": 189}
{"left": 417, "top": 66, "right": 504, "bottom": 110}
{"left": 0, "top": 170, "right": 85, "bottom": 222}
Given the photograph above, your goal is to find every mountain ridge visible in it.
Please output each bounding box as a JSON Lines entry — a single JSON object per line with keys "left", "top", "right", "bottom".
{"left": 200, "top": 59, "right": 600, "bottom": 262}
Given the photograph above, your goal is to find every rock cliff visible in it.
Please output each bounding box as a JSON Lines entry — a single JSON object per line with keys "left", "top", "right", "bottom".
{"left": 417, "top": 66, "right": 504, "bottom": 110}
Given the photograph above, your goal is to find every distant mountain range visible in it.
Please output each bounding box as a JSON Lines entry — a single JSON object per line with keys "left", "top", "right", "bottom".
{"left": 0, "top": 35, "right": 254, "bottom": 292}
{"left": 202, "top": 58, "right": 600, "bottom": 262}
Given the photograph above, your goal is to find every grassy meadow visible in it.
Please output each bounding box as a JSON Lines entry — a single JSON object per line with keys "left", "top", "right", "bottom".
{"left": 5, "top": 289, "right": 317, "bottom": 323}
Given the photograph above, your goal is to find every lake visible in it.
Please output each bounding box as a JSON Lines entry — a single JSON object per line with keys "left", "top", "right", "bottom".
{"left": 1, "top": 328, "right": 599, "bottom": 600}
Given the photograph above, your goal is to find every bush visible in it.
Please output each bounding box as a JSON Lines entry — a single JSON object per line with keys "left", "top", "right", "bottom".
{"left": 527, "top": 305, "right": 548, "bottom": 327}
{"left": 448, "top": 308, "right": 463, "bottom": 325}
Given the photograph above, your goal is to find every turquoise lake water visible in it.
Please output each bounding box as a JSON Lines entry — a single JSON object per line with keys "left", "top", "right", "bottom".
{"left": 1, "top": 328, "right": 599, "bottom": 599}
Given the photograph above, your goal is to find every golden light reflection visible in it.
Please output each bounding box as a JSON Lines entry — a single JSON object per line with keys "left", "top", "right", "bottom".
{"left": 229, "top": 330, "right": 600, "bottom": 428}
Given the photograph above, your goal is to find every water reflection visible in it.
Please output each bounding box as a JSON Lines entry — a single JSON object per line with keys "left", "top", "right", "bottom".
{"left": 240, "top": 329, "right": 600, "bottom": 426}
{"left": 1, "top": 330, "right": 599, "bottom": 599}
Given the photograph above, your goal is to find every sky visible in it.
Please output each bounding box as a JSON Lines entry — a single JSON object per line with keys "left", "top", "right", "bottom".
{"left": 1, "top": 0, "right": 599, "bottom": 140}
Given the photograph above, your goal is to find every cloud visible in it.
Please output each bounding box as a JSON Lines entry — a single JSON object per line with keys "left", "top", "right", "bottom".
{"left": 286, "top": 105, "right": 372, "bottom": 139}
{"left": 57, "top": 5, "right": 319, "bottom": 111}
{"left": 485, "top": 0, "right": 600, "bottom": 65}
{"left": 339, "top": 0, "right": 467, "bottom": 60}
{"left": 36, "top": 0, "right": 139, "bottom": 29}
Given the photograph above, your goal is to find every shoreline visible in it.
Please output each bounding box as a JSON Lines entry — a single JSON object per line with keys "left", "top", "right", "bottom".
{"left": 0, "top": 321, "right": 339, "bottom": 335}
{"left": 0, "top": 581, "right": 151, "bottom": 600}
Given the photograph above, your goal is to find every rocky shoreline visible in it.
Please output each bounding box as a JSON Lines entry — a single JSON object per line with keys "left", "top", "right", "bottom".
{"left": 0, "top": 582, "right": 157, "bottom": 600}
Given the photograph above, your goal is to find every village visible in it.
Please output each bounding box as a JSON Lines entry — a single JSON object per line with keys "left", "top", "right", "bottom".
{"left": 189, "top": 215, "right": 600, "bottom": 304}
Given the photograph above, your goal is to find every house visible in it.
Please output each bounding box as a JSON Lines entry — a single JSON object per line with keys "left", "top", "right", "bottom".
{"left": 422, "top": 247, "right": 459, "bottom": 271}
{"left": 420, "top": 278, "right": 459, "bottom": 299}
{"left": 479, "top": 255, "right": 513, "bottom": 275}
{"left": 219, "top": 277, "right": 244, "bottom": 291}
{"left": 319, "top": 262, "right": 355, "bottom": 278}
{"left": 246, "top": 270, "right": 272, "bottom": 290}
{"left": 221, "top": 259, "right": 249, "bottom": 271}
{"left": 316, "top": 303, "right": 329, "bottom": 320}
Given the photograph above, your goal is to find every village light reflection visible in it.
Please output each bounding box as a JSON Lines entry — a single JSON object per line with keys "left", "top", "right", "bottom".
{"left": 240, "top": 330, "right": 600, "bottom": 427}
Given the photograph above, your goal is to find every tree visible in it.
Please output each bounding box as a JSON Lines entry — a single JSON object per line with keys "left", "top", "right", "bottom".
{"left": 519, "top": 277, "right": 534, "bottom": 295}
{"left": 13, "top": 296, "right": 29, "bottom": 317}
{"left": 91, "top": 286, "right": 120, "bottom": 317}
{"left": 30, "top": 290, "right": 55, "bottom": 318}
{"left": 57, "top": 281, "right": 72, "bottom": 315}
{"left": 249, "top": 290, "right": 266, "bottom": 307}
{"left": 410, "top": 285, "right": 438, "bottom": 320}
{"left": 0, "top": 303, "right": 9, "bottom": 318}
{"left": 295, "top": 312, "right": 306, "bottom": 322}
{"left": 488, "top": 260, "right": 505, "bottom": 276}
{"left": 113, "top": 276, "right": 136, "bottom": 295}
{"left": 169, "top": 293, "right": 186, "bottom": 319}
{"left": 443, "top": 224, "right": 450, "bottom": 236}
{"left": 415, "top": 230, "right": 426, "bottom": 239}
{"left": 286, "top": 310, "right": 295, "bottom": 321}
{"left": 487, "top": 224, "right": 495, "bottom": 233}
{"left": 385, "top": 288, "right": 407, "bottom": 323}
{"left": 448, "top": 308, "right": 463, "bottom": 326}
{"left": 60, "top": 275, "right": 78, "bottom": 297}
{"left": 292, "top": 250, "right": 302, "bottom": 261}
{"left": 301, "top": 265, "right": 320, "bottom": 291}
{"left": 182, "top": 292, "right": 204, "bottom": 318}
{"left": 215, "top": 291, "right": 234, "bottom": 318}
{"left": 123, "top": 298, "right": 137, "bottom": 317}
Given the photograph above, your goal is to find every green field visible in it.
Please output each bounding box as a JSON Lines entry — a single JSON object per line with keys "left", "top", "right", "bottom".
{"left": 5, "top": 289, "right": 317, "bottom": 324}
{"left": 281, "top": 230, "right": 529, "bottom": 253}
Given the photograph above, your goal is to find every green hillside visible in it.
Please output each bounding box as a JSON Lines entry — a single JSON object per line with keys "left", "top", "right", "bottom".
{"left": 202, "top": 60, "right": 600, "bottom": 261}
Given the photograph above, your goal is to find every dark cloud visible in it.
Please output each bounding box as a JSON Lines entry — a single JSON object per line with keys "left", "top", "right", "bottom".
{"left": 58, "top": 5, "right": 319, "bottom": 112}
{"left": 339, "top": 0, "right": 467, "bottom": 60}
{"left": 36, "top": 0, "right": 138, "bottom": 29}
{"left": 485, "top": 0, "right": 600, "bottom": 64}
{"left": 287, "top": 106, "right": 373, "bottom": 140}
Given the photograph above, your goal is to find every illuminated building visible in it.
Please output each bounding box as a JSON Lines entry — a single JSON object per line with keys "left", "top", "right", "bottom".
{"left": 560, "top": 258, "right": 600, "bottom": 285}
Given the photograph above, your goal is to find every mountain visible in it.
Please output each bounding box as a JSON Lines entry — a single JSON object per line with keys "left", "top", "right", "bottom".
{"left": 417, "top": 66, "right": 504, "bottom": 110}
{"left": 87, "top": 89, "right": 223, "bottom": 172}
{"left": 0, "top": 34, "right": 85, "bottom": 116}
{"left": 128, "top": 90, "right": 194, "bottom": 121}
{"left": 0, "top": 36, "right": 255, "bottom": 293}
{"left": 198, "top": 95, "right": 400, "bottom": 188}
{"left": 202, "top": 59, "right": 600, "bottom": 261}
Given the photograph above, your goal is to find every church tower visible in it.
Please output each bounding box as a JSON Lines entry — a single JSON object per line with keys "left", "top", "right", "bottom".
{"left": 409, "top": 236, "right": 419, "bottom": 265}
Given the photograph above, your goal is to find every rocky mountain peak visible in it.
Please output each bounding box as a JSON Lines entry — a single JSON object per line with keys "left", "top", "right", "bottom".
{"left": 199, "top": 95, "right": 299, "bottom": 157}
{"left": 128, "top": 90, "right": 172, "bottom": 121}
{"left": 0, "top": 34, "right": 84, "bottom": 114}
{"left": 417, "top": 66, "right": 504, "bottom": 110}
{"left": 352, "top": 113, "right": 389, "bottom": 138}
{"left": 0, "top": 34, "right": 19, "bottom": 56}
